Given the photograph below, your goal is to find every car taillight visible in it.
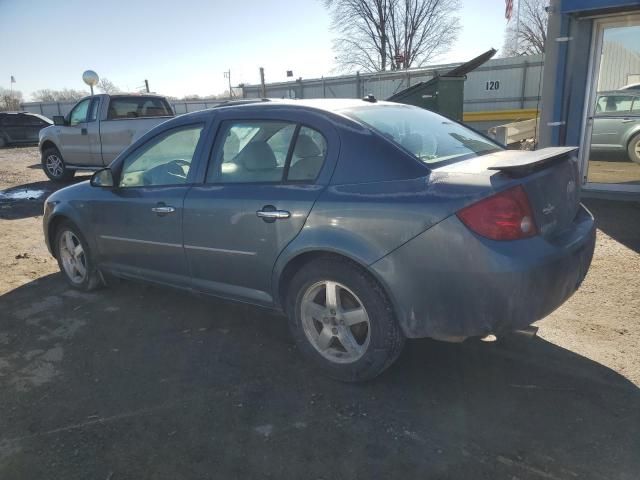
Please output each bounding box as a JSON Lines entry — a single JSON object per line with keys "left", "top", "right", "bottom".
{"left": 456, "top": 185, "right": 537, "bottom": 241}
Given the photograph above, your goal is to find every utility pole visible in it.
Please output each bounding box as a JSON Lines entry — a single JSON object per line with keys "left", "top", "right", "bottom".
{"left": 259, "top": 67, "right": 266, "bottom": 98}
{"left": 224, "top": 70, "right": 233, "bottom": 98}
{"left": 144, "top": 79, "right": 150, "bottom": 93}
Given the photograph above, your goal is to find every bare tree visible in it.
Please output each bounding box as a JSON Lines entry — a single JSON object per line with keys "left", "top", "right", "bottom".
{"left": 0, "top": 87, "right": 23, "bottom": 111}
{"left": 32, "top": 89, "right": 88, "bottom": 102}
{"left": 502, "top": 0, "right": 548, "bottom": 56}
{"left": 325, "top": 0, "right": 461, "bottom": 73}
{"left": 97, "top": 77, "right": 121, "bottom": 94}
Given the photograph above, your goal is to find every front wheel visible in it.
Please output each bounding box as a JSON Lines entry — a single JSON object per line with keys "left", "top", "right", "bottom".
{"left": 287, "top": 257, "right": 405, "bottom": 382}
{"left": 628, "top": 133, "right": 640, "bottom": 164}
{"left": 54, "top": 221, "right": 102, "bottom": 291}
{"left": 42, "top": 146, "right": 75, "bottom": 182}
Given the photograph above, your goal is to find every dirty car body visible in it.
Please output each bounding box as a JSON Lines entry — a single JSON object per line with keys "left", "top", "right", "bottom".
{"left": 42, "top": 99, "right": 595, "bottom": 378}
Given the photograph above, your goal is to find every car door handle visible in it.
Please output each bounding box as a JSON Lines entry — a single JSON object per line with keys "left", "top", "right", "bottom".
{"left": 621, "top": 118, "right": 635, "bottom": 123}
{"left": 256, "top": 207, "right": 290, "bottom": 221}
{"left": 151, "top": 205, "right": 176, "bottom": 214}
{"left": 81, "top": 128, "right": 88, "bottom": 135}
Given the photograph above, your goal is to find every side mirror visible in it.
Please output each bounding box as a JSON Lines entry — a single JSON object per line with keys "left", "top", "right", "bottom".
{"left": 90, "top": 168, "right": 115, "bottom": 188}
{"left": 53, "top": 115, "right": 67, "bottom": 126}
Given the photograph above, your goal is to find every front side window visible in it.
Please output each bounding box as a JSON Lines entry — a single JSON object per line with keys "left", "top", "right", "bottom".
{"left": 69, "top": 99, "right": 90, "bottom": 126}
{"left": 209, "top": 121, "right": 296, "bottom": 183}
{"left": 119, "top": 125, "right": 203, "bottom": 187}
{"left": 342, "top": 104, "right": 501, "bottom": 166}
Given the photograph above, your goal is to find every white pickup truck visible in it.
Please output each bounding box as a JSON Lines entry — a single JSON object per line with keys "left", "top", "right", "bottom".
{"left": 39, "top": 93, "right": 174, "bottom": 181}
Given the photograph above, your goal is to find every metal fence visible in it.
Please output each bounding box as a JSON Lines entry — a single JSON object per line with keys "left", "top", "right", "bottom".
{"left": 20, "top": 99, "right": 228, "bottom": 118}
{"left": 241, "top": 54, "right": 544, "bottom": 113}
{"left": 20, "top": 55, "right": 544, "bottom": 123}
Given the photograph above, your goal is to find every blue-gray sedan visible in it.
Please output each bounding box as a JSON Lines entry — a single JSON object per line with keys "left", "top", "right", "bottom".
{"left": 43, "top": 99, "right": 596, "bottom": 381}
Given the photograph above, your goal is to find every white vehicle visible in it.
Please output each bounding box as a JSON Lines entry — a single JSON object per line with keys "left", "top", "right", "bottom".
{"left": 39, "top": 94, "right": 173, "bottom": 181}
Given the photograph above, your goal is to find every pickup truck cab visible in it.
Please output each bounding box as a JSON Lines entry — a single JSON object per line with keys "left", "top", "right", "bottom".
{"left": 39, "top": 93, "right": 173, "bottom": 181}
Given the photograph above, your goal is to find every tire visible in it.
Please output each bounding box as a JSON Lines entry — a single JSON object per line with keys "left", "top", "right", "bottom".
{"left": 42, "top": 146, "right": 75, "bottom": 182}
{"left": 628, "top": 133, "right": 640, "bottom": 164}
{"left": 54, "top": 220, "right": 102, "bottom": 291}
{"left": 286, "top": 257, "right": 405, "bottom": 382}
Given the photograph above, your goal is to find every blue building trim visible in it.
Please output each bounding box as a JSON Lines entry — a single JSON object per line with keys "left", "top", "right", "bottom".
{"left": 562, "top": 0, "right": 640, "bottom": 14}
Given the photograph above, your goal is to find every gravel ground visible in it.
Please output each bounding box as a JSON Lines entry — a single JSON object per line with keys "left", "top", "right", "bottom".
{"left": 1, "top": 146, "right": 639, "bottom": 479}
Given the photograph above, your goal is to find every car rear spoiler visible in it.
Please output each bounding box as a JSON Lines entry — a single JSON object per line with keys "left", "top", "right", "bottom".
{"left": 487, "top": 147, "right": 578, "bottom": 176}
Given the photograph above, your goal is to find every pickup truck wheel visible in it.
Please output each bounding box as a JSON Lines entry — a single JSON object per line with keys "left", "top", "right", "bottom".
{"left": 287, "top": 257, "right": 405, "bottom": 382}
{"left": 628, "top": 133, "right": 640, "bottom": 164}
{"left": 54, "top": 221, "right": 102, "bottom": 291}
{"left": 42, "top": 146, "right": 75, "bottom": 182}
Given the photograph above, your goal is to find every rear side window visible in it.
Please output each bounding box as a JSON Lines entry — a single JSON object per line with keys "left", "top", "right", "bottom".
{"left": 596, "top": 95, "right": 633, "bottom": 114}
{"left": 208, "top": 121, "right": 327, "bottom": 184}
{"left": 342, "top": 104, "right": 501, "bottom": 166}
{"left": 108, "top": 97, "right": 172, "bottom": 119}
{"left": 209, "top": 120, "right": 295, "bottom": 183}
{"left": 288, "top": 126, "right": 327, "bottom": 181}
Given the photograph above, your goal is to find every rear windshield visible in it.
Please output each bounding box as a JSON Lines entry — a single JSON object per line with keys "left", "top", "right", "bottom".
{"left": 342, "top": 104, "right": 502, "bottom": 166}
{"left": 108, "top": 97, "right": 173, "bottom": 120}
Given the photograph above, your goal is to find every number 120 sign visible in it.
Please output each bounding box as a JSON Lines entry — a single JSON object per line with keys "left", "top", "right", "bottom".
{"left": 486, "top": 81, "right": 500, "bottom": 91}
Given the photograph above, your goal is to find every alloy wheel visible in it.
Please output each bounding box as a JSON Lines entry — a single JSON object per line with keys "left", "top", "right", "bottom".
{"left": 300, "top": 280, "right": 371, "bottom": 364}
{"left": 59, "top": 231, "right": 87, "bottom": 284}
{"left": 46, "top": 154, "right": 64, "bottom": 178}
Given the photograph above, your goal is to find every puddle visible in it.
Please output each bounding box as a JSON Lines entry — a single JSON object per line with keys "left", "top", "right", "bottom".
{"left": 0, "top": 188, "right": 48, "bottom": 200}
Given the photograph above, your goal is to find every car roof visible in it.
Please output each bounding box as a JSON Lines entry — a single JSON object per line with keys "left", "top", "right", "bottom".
{"left": 174, "top": 97, "right": 401, "bottom": 123}
{"left": 597, "top": 90, "right": 640, "bottom": 96}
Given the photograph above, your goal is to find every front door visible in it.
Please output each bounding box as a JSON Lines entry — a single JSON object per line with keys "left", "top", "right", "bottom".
{"left": 59, "top": 98, "right": 92, "bottom": 165}
{"left": 582, "top": 14, "right": 640, "bottom": 189}
{"left": 183, "top": 117, "right": 333, "bottom": 305}
{"left": 93, "top": 124, "right": 206, "bottom": 287}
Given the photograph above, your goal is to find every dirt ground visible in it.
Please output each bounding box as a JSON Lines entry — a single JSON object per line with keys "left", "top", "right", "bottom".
{"left": 1, "top": 147, "right": 639, "bottom": 479}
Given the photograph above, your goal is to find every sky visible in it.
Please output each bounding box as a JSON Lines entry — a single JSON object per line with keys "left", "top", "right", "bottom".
{"left": 0, "top": 0, "right": 510, "bottom": 101}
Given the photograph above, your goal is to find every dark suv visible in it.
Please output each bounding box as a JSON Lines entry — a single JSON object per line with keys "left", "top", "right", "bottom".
{"left": 0, "top": 112, "right": 52, "bottom": 148}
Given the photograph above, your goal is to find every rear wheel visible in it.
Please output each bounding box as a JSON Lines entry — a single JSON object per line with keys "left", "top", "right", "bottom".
{"left": 54, "top": 221, "right": 102, "bottom": 291}
{"left": 287, "top": 257, "right": 405, "bottom": 382}
{"left": 42, "top": 146, "right": 75, "bottom": 182}
{"left": 628, "top": 133, "right": 640, "bottom": 164}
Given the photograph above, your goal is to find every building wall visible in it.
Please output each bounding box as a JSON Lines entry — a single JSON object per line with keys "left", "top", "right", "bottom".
{"left": 597, "top": 41, "right": 640, "bottom": 90}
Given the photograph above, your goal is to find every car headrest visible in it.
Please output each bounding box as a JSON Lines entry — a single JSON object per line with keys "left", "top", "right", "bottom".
{"left": 401, "top": 133, "right": 423, "bottom": 153}
{"left": 236, "top": 141, "right": 277, "bottom": 171}
{"left": 294, "top": 134, "right": 321, "bottom": 158}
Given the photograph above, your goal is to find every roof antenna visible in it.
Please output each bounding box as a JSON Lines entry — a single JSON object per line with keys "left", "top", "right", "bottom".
{"left": 362, "top": 94, "right": 377, "bottom": 103}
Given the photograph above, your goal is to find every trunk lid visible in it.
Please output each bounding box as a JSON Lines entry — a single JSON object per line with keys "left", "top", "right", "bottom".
{"left": 435, "top": 147, "right": 581, "bottom": 239}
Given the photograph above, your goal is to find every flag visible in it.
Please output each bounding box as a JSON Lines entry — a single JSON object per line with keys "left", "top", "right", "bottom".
{"left": 505, "top": 0, "right": 513, "bottom": 20}
{"left": 10, "top": 76, "right": 16, "bottom": 83}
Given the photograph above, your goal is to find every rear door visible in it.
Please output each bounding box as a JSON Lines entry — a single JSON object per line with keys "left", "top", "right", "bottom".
{"left": 183, "top": 110, "right": 337, "bottom": 305}
{"left": 592, "top": 94, "right": 634, "bottom": 151}
{"left": 24, "top": 115, "right": 50, "bottom": 143}
{"left": 2, "top": 114, "right": 26, "bottom": 142}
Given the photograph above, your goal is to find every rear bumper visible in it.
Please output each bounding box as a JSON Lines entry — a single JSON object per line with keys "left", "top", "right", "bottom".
{"left": 370, "top": 204, "right": 596, "bottom": 340}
